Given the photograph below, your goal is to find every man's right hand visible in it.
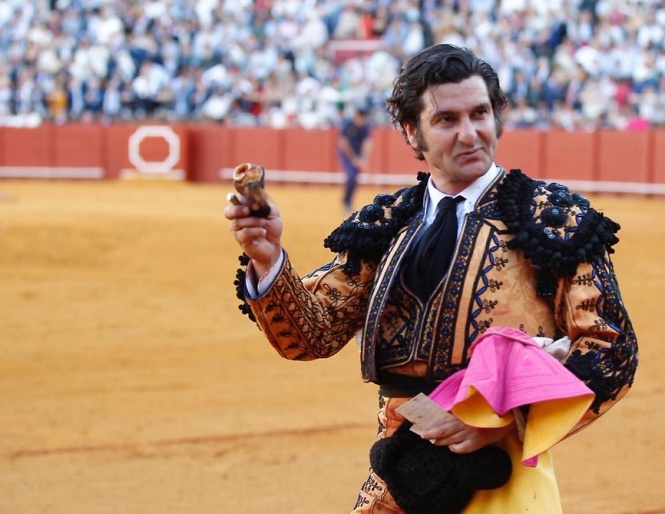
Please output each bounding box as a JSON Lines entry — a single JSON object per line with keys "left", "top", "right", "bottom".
{"left": 224, "top": 200, "right": 283, "bottom": 278}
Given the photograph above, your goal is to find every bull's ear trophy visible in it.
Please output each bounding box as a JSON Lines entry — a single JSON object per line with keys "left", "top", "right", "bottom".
{"left": 227, "top": 163, "right": 271, "bottom": 218}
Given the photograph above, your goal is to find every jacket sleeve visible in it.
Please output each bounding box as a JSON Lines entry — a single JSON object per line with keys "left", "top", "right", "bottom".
{"left": 555, "top": 255, "right": 638, "bottom": 431}
{"left": 246, "top": 251, "right": 376, "bottom": 360}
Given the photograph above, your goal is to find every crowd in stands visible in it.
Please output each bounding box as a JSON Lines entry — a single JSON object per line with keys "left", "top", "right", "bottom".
{"left": 0, "top": 0, "right": 664, "bottom": 131}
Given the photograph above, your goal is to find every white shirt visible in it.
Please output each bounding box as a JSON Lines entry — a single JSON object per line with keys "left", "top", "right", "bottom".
{"left": 422, "top": 162, "right": 500, "bottom": 236}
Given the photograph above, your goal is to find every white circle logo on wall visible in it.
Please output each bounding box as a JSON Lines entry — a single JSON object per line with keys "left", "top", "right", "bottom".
{"left": 124, "top": 125, "right": 184, "bottom": 179}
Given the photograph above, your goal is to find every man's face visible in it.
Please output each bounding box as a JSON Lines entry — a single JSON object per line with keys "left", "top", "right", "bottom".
{"left": 405, "top": 75, "right": 498, "bottom": 195}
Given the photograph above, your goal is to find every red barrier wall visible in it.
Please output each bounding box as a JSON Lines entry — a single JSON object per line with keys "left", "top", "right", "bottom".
{"left": 2, "top": 125, "right": 53, "bottom": 166}
{"left": 366, "top": 126, "right": 387, "bottom": 175}
{"left": 381, "top": 127, "right": 422, "bottom": 176}
{"left": 542, "top": 130, "right": 596, "bottom": 182}
{"left": 104, "top": 124, "right": 190, "bottom": 180}
{"left": 652, "top": 129, "right": 665, "bottom": 187}
{"left": 596, "top": 130, "right": 651, "bottom": 184}
{"left": 187, "top": 124, "right": 234, "bottom": 182}
{"left": 233, "top": 126, "right": 283, "bottom": 171}
{"left": 53, "top": 124, "right": 105, "bottom": 168}
{"left": 0, "top": 124, "right": 664, "bottom": 194}
{"left": 495, "top": 129, "right": 544, "bottom": 179}
{"left": 282, "top": 127, "right": 337, "bottom": 173}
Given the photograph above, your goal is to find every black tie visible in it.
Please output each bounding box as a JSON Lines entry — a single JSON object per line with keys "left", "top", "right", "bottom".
{"left": 404, "top": 196, "right": 464, "bottom": 299}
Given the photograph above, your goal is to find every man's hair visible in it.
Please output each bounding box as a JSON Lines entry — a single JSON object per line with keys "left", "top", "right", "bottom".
{"left": 387, "top": 44, "right": 508, "bottom": 144}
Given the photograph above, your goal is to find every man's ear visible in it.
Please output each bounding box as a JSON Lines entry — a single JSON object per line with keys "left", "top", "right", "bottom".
{"left": 404, "top": 123, "right": 419, "bottom": 150}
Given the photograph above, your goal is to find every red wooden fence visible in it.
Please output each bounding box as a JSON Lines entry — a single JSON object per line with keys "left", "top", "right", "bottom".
{"left": 0, "top": 124, "right": 663, "bottom": 194}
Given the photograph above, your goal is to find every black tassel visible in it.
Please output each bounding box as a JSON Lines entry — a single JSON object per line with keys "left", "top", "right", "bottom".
{"left": 234, "top": 253, "right": 257, "bottom": 322}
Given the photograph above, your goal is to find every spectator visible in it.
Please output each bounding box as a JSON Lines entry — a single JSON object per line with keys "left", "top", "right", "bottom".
{"left": 369, "top": 5, "right": 390, "bottom": 37}
{"left": 100, "top": 81, "right": 118, "bottom": 123}
{"left": 0, "top": 0, "right": 661, "bottom": 130}
{"left": 44, "top": 71, "right": 66, "bottom": 122}
{"left": 333, "top": 4, "right": 363, "bottom": 38}
{"left": 0, "top": 72, "right": 13, "bottom": 115}
{"left": 200, "top": 86, "right": 235, "bottom": 123}
{"left": 169, "top": 65, "right": 197, "bottom": 120}
{"left": 402, "top": 13, "right": 426, "bottom": 56}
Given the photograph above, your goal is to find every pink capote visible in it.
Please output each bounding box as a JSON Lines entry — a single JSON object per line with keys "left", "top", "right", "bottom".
{"left": 429, "top": 326, "right": 595, "bottom": 466}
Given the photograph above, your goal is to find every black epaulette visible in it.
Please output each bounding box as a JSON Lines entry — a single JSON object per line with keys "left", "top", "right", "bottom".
{"left": 323, "top": 172, "right": 429, "bottom": 274}
{"left": 496, "top": 169, "right": 621, "bottom": 297}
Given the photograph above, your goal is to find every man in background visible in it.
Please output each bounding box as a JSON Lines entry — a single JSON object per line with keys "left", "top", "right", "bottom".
{"left": 337, "top": 107, "right": 372, "bottom": 213}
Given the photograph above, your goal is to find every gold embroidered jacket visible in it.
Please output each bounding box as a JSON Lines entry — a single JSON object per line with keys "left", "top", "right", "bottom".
{"left": 239, "top": 168, "right": 638, "bottom": 430}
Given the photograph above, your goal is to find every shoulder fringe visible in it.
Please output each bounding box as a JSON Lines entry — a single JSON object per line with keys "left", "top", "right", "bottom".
{"left": 496, "top": 169, "right": 621, "bottom": 296}
{"left": 323, "top": 172, "right": 428, "bottom": 274}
